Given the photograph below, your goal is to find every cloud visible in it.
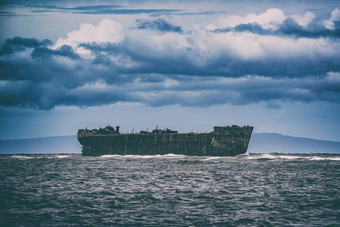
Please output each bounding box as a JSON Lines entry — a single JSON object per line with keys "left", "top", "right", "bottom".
{"left": 64, "top": 4, "right": 122, "bottom": 11}
{"left": 0, "top": 37, "right": 52, "bottom": 55}
{"left": 54, "top": 19, "right": 124, "bottom": 57}
{"left": 2, "top": 54, "right": 339, "bottom": 109}
{"left": 31, "top": 45, "right": 80, "bottom": 59}
{"left": 133, "top": 18, "right": 183, "bottom": 33}
{"left": 214, "top": 14, "right": 340, "bottom": 39}
{"left": 74, "top": 8, "right": 181, "bottom": 15}
{"left": 1, "top": 9, "right": 340, "bottom": 110}
{"left": 323, "top": 8, "right": 340, "bottom": 30}
{"left": 291, "top": 11, "right": 316, "bottom": 27}
{"left": 217, "top": 8, "right": 286, "bottom": 30}
{"left": 25, "top": 3, "right": 182, "bottom": 15}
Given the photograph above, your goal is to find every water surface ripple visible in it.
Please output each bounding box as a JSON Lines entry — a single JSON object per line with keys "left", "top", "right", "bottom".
{"left": 1, "top": 154, "right": 339, "bottom": 226}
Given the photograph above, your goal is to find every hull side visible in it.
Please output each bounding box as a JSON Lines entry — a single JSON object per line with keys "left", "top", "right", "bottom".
{"left": 78, "top": 126, "right": 253, "bottom": 156}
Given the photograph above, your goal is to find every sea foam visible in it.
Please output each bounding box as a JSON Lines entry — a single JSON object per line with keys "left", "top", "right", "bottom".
{"left": 11, "top": 155, "right": 34, "bottom": 159}
{"left": 247, "top": 154, "right": 340, "bottom": 161}
{"left": 100, "top": 154, "right": 187, "bottom": 159}
{"left": 55, "top": 155, "right": 70, "bottom": 158}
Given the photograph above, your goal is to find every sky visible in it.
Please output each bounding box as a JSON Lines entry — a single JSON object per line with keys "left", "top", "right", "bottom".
{"left": 0, "top": 0, "right": 339, "bottom": 141}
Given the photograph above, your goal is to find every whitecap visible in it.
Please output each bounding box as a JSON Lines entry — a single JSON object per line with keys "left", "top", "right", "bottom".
{"left": 247, "top": 154, "right": 277, "bottom": 160}
{"left": 246, "top": 154, "right": 340, "bottom": 161}
{"left": 309, "top": 156, "right": 340, "bottom": 161}
{"left": 100, "top": 155, "right": 122, "bottom": 158}
{"left": 202, "top": 157, "right": 224, "bottom": 161}
{"left": 125, "top": 155, "right": 159, "bottom": 159}
{"left": 99, "top": 154, "right": 187, "bottom": 159}
{"left": 276, "top": 155, "right": 305, "bottom": 160}
{"left": 100, "top": 154, "right": 161, "bottom": 159}
{"left": 163, "top": 154, "right": 187, "bottom": 158}
{"left": 11, "top": 155, "right": 34, "bottom": 159}
{"left": 55, "top": 155, "right": 69, "bottom": 158}
{"left": 236, "top": 153, "right": 249, "bottom": 157}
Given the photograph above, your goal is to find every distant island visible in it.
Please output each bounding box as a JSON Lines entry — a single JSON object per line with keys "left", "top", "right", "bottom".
{"left": 0, "top": 133, "right": 339, "bottom": 154}
{"left": 248, "top": 133, "right": 340, "bottom": 154}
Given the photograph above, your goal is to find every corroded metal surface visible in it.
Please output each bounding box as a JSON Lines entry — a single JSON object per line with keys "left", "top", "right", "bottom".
{"left": 78, "top": 125, "right": 253, "bottom": 156}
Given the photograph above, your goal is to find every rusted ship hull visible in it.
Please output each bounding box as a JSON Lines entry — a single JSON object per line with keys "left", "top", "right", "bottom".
{"left": 77, "top": 126, "right": 253, "bottom": 156}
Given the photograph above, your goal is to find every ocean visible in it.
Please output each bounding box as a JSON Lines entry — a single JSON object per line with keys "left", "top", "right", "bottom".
{"left": 0, "top": 153, "right": 339, "bottom": 226}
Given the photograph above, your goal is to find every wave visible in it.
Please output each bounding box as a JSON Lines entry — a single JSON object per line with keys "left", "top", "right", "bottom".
{"left": 163, "top": 154, "right": 187, "bottom": 158}
{"left": 97, "top": 153, "right": 340, "bottom": 161}
{"left": 11, "top": 154, "right": 72, "bottom": 159}
{"left": 100, "top": 154, "right": 162, "bottom": 159}
{"left": 246, "top": 154, "right": 277, "bottom": 160}
{"left": 309, "top": 156, "right": 340, "bottom": 161}
{"left": 99, "top": 153, "right": 187, "bottom": 159}
{"left": 247, "top": 154, "right": 340, "bottom": 161}
{"left": 54, "top": 155, "right": 70, "bottom": 158}
{"left": 202, "top": 155, "right": 243, "bottom": 161}
{"left": 203, "top": 157, "right": 224, "bottom": 161}
{"left": 11, "top": 155, "right": 34, "bottom": 159}
{"left": 99, "top": 155, "right": 122, "bottom": 158}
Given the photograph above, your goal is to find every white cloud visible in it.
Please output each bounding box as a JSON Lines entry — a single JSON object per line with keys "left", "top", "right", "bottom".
{"left": 182, "top": 26, "right": 338, "bottom": 62}
{"left": 54, "top": 19, "right": 124, "bottom": 57}
{"left": 47, "top": 8, "right": 340, "bottom": 68}
{"left": 217, "top": 8, "right": 286, "bottom": 30}
{"left": 291, "top": 11, "right": 316, "bottom": 27}
{"left": 327, "top": 72, "right": 340, "bottom": 81}
{"left": 323, "top": 8, "right": 340, "bottom": 30}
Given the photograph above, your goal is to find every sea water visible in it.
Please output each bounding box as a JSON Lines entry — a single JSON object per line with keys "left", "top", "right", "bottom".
{"left": 0, "top": 153, "right": 339, "bottom": 226}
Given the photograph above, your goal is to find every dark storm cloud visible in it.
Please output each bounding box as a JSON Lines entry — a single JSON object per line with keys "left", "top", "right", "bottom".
{"left": 0, "top": 1, "right": 225, "bottom": 16}
{"left": 31, "top": 45, "right": 80, "bottom": 60}
{"left": 80, "top": 40, "right": 340, "bottom": 78}
{"left": 66, "top": 5, "right": 122, "bottom": 11}
{"left": 1, "top": 17, "right": 340, "bottom": 110}
{"left": 27, "top": 4, "right": 181, "bottom": 15}
{"left": 78, "top": 43, "right": 126, "bottom": 55}
{"left": 33, "top": 8, "right": 181, "bottom": 15}
{"left": 75, "top": 9, "right": 181, "bottom": 15}
{"left": 214, "top": 17, "right": 340, "bottom": 38}
{"left": 0, "top": 37, "right": 52, "bottom": 55}
{"left": 0, "top": 11, "right": 15, "bottom": 16}
{"left": 172, "top": 10, "right": 226, "bottom": 16}
{"left": 134, "top": 18, "right": 183, "bottom": 33}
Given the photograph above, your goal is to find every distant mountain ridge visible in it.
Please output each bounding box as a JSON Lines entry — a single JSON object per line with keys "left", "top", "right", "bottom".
{"left": 0, "top": 136, "right": 81, "bottom": 154}
{"left": 248, "top": 133, "right": 340, "bottom": 154}
{"left": 0, "top": 134, "right": 339, "bottom": 154}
